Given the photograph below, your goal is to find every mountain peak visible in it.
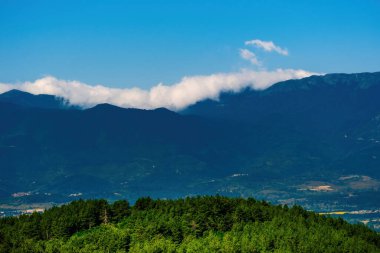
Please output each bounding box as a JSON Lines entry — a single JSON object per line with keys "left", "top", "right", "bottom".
{"left": 87, "top": 103, "right": 126, "bottom": 111}
{"left": 183, "top": 71, "right": 380, "bottom": 123}
{"left": 89, "top": 103, "right": 123, "bottom": 110}
{"left": 1, "top": 89, "right": 32, "bottom": 97}
{"left": 0, "top": 89, "right": 74, "bottom": 110}
{"left": 268, "top": 72, "right": 380, "bottom": 93}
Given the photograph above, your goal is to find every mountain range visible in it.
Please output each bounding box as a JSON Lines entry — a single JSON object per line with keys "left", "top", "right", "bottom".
{"left": 1, "top": 72, "right": 380, "bottom": 216}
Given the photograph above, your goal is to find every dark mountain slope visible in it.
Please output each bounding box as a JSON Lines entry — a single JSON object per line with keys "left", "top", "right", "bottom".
{"left": 0, "top": 72, "right": 380, "bottom": 209}
{"left": 0, "top": 100, "right": 332, "bottom": 203}
{"left": 0, "top": 89, "right": 74, "bottom": 109}
{"left": 184, "top": 72, "right": 380, "bottom": 132}
{"left": 0, "top": 102, "right": 249, "bottom": 201}
{"left": 183, "top": 72, "right": 380, "bottom": 177}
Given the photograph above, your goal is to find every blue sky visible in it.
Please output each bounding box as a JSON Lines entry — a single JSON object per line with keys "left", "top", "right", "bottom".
{"left": 0, "top": 0, "right": 379, "bottom": 89}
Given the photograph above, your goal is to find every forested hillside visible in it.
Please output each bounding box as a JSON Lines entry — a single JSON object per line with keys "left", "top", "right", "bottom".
{"left": 0, "top": 196, "right": 379, "bottom": 252}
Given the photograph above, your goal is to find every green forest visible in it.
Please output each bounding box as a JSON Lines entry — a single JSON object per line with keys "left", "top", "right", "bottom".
{"left": 0, "top": 196, "right": 379, "bottom": 252}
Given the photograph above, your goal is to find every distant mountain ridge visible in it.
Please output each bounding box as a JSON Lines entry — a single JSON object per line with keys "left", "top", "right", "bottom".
{"left": 0, "top": 72, "right": 380, "bottom": 211}
{"left": 0, "top": 89, "right": 74, "bottom": 109}
{"left": 183, "top": 72, "right": 380, "bottom": 122}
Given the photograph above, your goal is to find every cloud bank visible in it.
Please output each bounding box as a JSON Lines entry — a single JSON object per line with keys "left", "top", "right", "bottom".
{"left": 245, "top": 39, "right": 289, "bottom": 56}
{"left": 0, "top": 69, "right": 317, "bottom": 111}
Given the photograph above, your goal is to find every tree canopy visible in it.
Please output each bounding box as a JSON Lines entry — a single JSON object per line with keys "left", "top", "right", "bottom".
{"left": 0, "top": 196, "right": 379, "bottom": 252}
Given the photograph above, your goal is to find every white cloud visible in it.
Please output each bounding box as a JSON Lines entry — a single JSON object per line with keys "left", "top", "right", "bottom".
{"left": 245, "top": 39, "right": 289, "bottom": 56}
{"left": 0, "top": 83, "right": 11, "bottom": 94}
{"left": 239, "top": 49, "right": 261, "bottom": 66}
{"left": 0, "top": 69, "right": 318, "bottom": 111}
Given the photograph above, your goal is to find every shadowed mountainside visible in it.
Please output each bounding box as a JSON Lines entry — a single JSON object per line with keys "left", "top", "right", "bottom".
{"left": 0, "top": 72, "right": 380, "bottom": 208}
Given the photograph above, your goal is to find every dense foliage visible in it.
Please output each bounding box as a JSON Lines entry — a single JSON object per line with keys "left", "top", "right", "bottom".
{"left": 0, "top": 196, "right": 379, "bottom": 252}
